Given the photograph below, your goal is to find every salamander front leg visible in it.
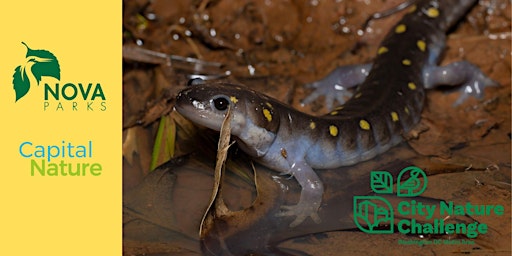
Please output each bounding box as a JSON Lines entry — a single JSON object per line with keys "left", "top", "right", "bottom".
{"left": 302, "top": 64, "right": 372, "bottom": 110}
{"left": 276, "top": 160, "right": 324, "bottom": 227}
{"left": 423, "top": 61, "right": 499, "bottom": 106}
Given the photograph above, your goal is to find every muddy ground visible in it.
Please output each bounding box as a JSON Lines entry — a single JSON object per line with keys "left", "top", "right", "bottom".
{"left": 122, "top": 0, "right": 511, "bottom": 255}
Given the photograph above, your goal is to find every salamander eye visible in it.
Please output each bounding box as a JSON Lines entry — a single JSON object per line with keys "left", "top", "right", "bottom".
{"left": 212, "top": 96, "right": 230, "bottom": 111}
{"left": 187, "top": 78, "right": 205, "bottom": 86}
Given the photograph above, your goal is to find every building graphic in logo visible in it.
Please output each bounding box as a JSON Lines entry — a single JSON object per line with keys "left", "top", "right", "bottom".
{"left": 353, "top": 195, "right": 394, "bottom": 234}
{"left": 12, "top": 42, "right": 60, "bottom": 102}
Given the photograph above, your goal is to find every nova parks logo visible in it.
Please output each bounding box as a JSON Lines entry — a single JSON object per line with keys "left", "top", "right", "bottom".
{"left": 12, "top": 42, "right": 107, "bottom": 111}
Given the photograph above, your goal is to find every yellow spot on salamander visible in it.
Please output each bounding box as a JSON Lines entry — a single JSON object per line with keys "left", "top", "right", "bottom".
{"left": 404, "top": 106, "right": 410, "bottom": 115}
{"left": 335, "top": 106, "right": 345, "bottom": 110}
{"left": 395, "top": 24, "right": 406, "bottom": 34}
{"left": 391, "top": 112, "right": 399, "bottom": 122}
{"left": 230, "top": 96, "right": 238, "bottom": 104}
{"left": 281, "top": 148, "right": 288, "bottom": 159}
{"left": 359, "top": 119, "right": 370, "bottom": 130}
{"left": 330, "top": 111, "right": 338, "bottom": 115}
{"left": 354, "top": 92, "right": 362, "bottom": 98}
{"left": 263, "top": 108, "right": 272, "bottom": 122}
{"left": 378, "top": 46, "right": 389, "bottom": 55}
{"left": 329, "top": 125, "right": 339, "bottom": 137}
{"left": 402, "top": 59, "right": 412, "bottom": 66}
{"left": 417, "top": 40, "right": 426, "bottom": 52}
{"left": 426, "top": 7, "right": 440, "bottom": 18}
{"left": 408, "top": 82, "right": 417, "bottom": 90}
{"left": 408, "top": 4, "right": 417, "bottom": 13}
{"left": 310, "top": 121, "right": 316, "bottom": 130}
{"left": 265, "top": 102, "right": 273, "bottom": 109}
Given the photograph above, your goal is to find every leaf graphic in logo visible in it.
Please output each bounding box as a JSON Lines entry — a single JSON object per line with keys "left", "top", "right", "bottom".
{"left": 12, "top": 65, "right": 30, "bottom": 102}
{"left": 12, "top": 42, "right": 61, "bottom": 102}
{"left": 370, "top": 171, "right": 393, "bottom": 194}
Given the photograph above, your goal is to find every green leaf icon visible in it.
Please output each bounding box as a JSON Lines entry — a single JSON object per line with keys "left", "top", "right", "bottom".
{"left": 12, "top": 42, "right": 60, "bottom": 102}
{"left": 370, "top": 171, "right": 393, "bottom": 194}
{"left": 12, "top": 66, "right": 29, "bottom": 102}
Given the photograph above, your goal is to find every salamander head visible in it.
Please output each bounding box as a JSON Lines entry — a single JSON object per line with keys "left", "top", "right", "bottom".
{"left": 175, "top": 82, "right": 280, "bottom": 157}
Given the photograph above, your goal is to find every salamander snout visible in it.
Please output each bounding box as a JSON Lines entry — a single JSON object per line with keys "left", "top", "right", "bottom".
{"left": 174, "top": 84, "right": 241, "bottom": 132}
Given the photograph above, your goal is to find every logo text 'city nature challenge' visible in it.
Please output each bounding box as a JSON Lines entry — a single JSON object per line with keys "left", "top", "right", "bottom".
{"left": 12, "top": 42, "right": 106, "bottom": 111}
{"left": 353, "top": 166, "right": 504, "bottom": 244}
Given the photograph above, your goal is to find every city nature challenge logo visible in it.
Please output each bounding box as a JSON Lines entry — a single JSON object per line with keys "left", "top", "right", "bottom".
{"left": 353, "top": 166, "right": 504, "bottom": 245}
{"left": 12, "top": 42, "right": 107, "bottom": 111}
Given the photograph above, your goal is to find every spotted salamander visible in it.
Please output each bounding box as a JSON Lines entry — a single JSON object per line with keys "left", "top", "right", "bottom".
{"left": 175, "top": 0, "right": 497, "bottom": 227}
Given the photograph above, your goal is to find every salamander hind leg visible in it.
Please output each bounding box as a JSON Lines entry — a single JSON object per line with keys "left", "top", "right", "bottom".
{"left": 276, "top": 160, "right": 324, "bottom": 227}
{"left": 423, "top": 61, "right": 499, "bottom": 106}
{"left": 302, "top": 64, "right": 372, "bottom": 110}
